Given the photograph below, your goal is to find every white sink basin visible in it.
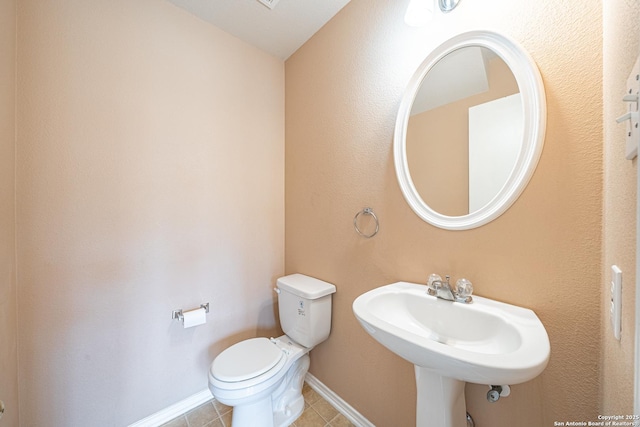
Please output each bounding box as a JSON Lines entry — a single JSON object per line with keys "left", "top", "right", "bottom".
{"left": 353, "top": 281, "right": 550, "bottom": 384}
{"left": 353, "top": 281, "right": 550, "bottom": 427}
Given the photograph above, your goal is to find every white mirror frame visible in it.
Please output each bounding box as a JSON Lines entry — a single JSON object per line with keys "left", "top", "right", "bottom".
{"left": 394, "top": 30, "right": 546, "bottom": 230}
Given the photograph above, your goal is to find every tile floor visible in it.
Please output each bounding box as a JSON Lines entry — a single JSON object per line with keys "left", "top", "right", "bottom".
{"left": 161, "top": 383, "right": 356, "bottom": 427}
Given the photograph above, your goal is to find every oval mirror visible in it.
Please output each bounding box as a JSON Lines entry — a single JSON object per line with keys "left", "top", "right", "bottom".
{"left": 394, "top": 30, "right": 546, "bottom": 230}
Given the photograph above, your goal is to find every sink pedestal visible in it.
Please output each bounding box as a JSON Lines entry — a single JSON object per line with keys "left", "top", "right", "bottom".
{"left": 415, "top": 366, "right": 467, "bottom": 427}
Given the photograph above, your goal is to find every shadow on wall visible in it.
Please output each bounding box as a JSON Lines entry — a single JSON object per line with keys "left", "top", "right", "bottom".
{"left": 205, "top": 296, "right": 281, "bottom": 363}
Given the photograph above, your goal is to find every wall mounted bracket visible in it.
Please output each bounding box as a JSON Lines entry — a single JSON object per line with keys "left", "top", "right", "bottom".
{"left": 616, "top": 57, "right": 640, "bottom": 160}
{"left": 172, "top": 302, "right": 209, "bottom": 321}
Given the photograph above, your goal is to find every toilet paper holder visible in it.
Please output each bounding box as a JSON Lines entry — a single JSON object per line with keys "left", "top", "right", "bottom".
{"left": 172, "top": 303, "right": 209, "bottom": 321}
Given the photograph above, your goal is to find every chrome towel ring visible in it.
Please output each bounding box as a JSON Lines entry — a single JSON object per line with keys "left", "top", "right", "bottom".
{"left": 354, "top": 207, "right": 379, "bottom": 238}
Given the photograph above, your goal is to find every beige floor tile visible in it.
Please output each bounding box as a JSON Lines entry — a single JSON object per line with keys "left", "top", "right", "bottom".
{"left": 160, "top": 415, "right": 189, "bottom": 427}
{"left": 204, "top": 418, "right": 225, "bottom": 427}
{"left": 311, "top": 399, "right": 338, "bottom": 422}
{"left": 293, "top": 407, "right": 327, "bottom": 427}
{"left": 301, "top": 383, "right": 321, "bottom": 405}
{"left": 219, "top": 409, "right": 232, "bottom": 427}
{"left": 203, "top": 418, "right": 224, "bottom": 427}
{"left": 213, "top": 399, "right": 232, "bottom": 416}
{"left": 328, "top": 413, "right": 355, "bottom": 427}
{"left": 186, "top": 402, "right": 219, "bottom": 427}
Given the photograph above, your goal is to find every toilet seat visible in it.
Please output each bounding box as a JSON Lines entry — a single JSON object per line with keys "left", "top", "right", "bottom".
{"left": 212, "top": 338, "right": 286, "bottom": 385}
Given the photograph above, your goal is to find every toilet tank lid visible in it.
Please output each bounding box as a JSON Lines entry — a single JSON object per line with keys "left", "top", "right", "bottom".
{"left": 277, "top": 274, "right": 336, "bottom": 299}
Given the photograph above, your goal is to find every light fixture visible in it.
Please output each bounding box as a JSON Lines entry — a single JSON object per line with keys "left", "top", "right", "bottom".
{"left": 404, "top": 0, "right": 462, "bottom": 26}
{"left": 404, "top": 0, "right": 433, "bottom": 27}
{"left": 439, "top": 0, "right": 461, "bottom": 13}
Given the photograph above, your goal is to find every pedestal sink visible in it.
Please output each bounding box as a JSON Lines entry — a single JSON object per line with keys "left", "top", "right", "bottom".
{"left": 352, "top": 282, "right": 550, "bottom": 427}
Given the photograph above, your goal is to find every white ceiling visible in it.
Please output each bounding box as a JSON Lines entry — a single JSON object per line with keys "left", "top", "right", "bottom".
{"left": 166, "top": 0, "right": 352, "bottom": 60}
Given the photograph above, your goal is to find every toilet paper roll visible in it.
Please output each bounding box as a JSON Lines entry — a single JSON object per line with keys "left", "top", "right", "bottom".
{"left": 182, "top": 307, "right": 207, "bottom": 328}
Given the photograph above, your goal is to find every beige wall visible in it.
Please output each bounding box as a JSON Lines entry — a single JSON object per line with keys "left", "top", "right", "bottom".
{"left": 286, "top": 0, "right": 602, "bottom": 426}
{"left": 0, "top": 0, "right": 18, "bottom": 425}
{"left": 16, "top": 0, "right": 284, "bottom": 425}
{"left": 602, "top": 0, "right": 640, "bottom": 415}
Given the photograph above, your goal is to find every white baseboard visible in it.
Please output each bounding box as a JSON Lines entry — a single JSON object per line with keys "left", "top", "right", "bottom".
{"left": 128, "top": 375, "right": 374, "bottom": 427}
{"left": 305, "top": 372, "right": 375, "bottom": 427}
{"left": 127, "top": 389, "right": 213, "bottom": 427}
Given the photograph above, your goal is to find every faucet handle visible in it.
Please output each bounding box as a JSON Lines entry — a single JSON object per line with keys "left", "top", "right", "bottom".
{"left": 455, "top": 278, "right": 474, "bottom": 302}
{"left": 427, "top": 273, "right": 442, "bottom": 295}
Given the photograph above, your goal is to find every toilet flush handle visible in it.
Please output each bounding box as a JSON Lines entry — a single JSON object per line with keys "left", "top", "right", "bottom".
{"left": 274, "top": 288, "right": 281, "bottom": 294}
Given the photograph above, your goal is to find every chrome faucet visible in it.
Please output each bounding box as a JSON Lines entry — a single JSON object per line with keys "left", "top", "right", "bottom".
{"left": 427, "top": 274, "right": 473, "bottom": 303}
{"left": 433, "top": 275, "right": 456, "bottom": 301}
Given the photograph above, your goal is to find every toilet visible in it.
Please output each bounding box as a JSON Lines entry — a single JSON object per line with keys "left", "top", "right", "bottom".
{"left": 208, "top": 274, "right": 336, "bottom": 427}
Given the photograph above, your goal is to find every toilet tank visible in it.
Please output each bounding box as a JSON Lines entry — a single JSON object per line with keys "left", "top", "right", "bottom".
{"left": 276, "top": 274, "right": 336, "bottom": 348}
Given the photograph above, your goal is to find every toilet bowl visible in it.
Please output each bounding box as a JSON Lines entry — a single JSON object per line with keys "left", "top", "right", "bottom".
{"left": 209, "top": 336, "right": 310, "bottom": 427}
{"left": 208, "top": 274, "right": 336, "bottom": 427}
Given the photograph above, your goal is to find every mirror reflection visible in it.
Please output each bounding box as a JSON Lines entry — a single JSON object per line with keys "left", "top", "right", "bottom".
{"left": 406, "top": 46, "right": 523, "bottom": 217}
